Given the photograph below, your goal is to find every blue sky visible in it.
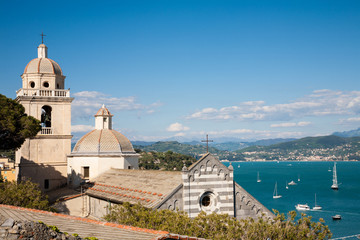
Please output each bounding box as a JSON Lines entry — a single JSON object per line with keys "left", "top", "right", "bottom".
{"left": 1, "top": 0, "right": 360, "bottom": 142}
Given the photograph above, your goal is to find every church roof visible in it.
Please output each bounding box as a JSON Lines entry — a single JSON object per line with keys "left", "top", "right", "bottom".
{"left": 23, "top": 44, "right": 63, "bottom": 75}
{"left": 24, "top": 58, "right": 63, "bottom": 75}
{"left": 85, "top": 168, "right": 182, "bottom": 208}
{"left": 71, "top": 129, "right": 137, "bottom": 155}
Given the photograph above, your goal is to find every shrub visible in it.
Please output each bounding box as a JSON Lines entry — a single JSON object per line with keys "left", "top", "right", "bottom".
{"left": 0, "top": 180, "right": 52, "bottom": 211}
{"left": 104, "top": 203, "right": 332, "bottom": 240}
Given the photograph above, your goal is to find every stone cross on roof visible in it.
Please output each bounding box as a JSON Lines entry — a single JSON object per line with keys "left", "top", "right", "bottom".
{"left": 40, "top": 32, "right": 46, "bottom": 44}
{"left": 201, "top": 134, "right": 213, "bottom": 153}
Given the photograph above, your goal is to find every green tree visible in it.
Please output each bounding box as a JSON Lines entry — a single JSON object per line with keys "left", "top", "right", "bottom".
{"left": 0, "top": 180, "right": 52, "bottom": 210}
{"left": 138, "top": 150, "right": 196, "bottom": 171}
{"left": 0, "top": 94, "right": 41, "bottom": 150}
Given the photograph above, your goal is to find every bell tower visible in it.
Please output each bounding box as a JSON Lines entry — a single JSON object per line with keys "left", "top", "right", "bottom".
{"left": 15, "top": 42, "right": 73, "bottom": 191}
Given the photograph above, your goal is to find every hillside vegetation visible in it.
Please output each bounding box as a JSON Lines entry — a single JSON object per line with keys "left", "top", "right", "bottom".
{"left": 137, "top": 150, "right": 197, "bottom": 171}
{"left": 134, "top": 141, "right": 245, "bottom": 161}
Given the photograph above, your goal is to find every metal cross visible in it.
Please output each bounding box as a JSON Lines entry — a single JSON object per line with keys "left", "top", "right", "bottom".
{"left": 40, "top": 32, "right": 46, "bottom": 44}
{"left": 201, "top": 134, "right": 213, "bottom": 153}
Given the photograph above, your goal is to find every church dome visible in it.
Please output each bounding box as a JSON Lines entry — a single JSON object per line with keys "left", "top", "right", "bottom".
{"left": 23, "top": 43, "right": 63, "bottom": 76}
{"left": 71, "top": 105, "right": 137, "bottom": 155}
{"left": 72, "top": 129, "right": 136, "bottom": 155}
{"left": 24, "top": 58, "right": 63, "bottom": 75}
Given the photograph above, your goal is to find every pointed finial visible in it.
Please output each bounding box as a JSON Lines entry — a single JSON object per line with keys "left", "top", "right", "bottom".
{"left": 228, "top": 162, "right": 233, "bottom": 171}
{"left": 182, "top": 163, "right": 188, "bottom": 172}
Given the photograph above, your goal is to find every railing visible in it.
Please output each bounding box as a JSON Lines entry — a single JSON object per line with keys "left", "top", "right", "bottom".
{"left": 40, "top": 127, "right": 52, "bottom": 135}
{"left": 16, "top": 88, "right": 70, "bottom": 97}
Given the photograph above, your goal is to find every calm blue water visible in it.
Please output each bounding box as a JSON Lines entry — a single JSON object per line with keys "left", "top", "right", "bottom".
{"left": 227, "top": 161, "right": 360, "bottom": 239}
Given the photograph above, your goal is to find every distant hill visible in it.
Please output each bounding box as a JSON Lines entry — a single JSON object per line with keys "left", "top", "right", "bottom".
{"left": 239, "top": 135, "right": 353, "bottom": 152}
{"left": 134, "top": 141, "right": 245, "bottom": 161}
{"left": 237, "top": 135, "right": 360, "bottom": 161}
{"left": 185, "top": 138, "right": 296, "bottom": 152}
{"left": 333, "top": 128, "right": 360, "bottom": 138}
{"left": 249, "top": 138, "right": 297, "bottom": 147}
{"left": 132, "top": 141, "right": 156, "bottom": 146}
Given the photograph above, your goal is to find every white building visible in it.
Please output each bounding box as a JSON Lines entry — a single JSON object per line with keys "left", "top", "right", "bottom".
{"left": 67, "top": 105, "right": 139, "bottom": 187}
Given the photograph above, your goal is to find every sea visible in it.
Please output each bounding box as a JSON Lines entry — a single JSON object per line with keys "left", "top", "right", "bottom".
{"left": 224, "top": 161, "right": 360, "bottom": 239}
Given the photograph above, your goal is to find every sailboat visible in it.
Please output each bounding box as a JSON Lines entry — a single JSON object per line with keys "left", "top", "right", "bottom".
{"left": 286, "top": 181, "right": 289, "bottom": 189}
{"left": 273, "top": 182, "right": 282, "bottom": 199}
{"left": 313, "top": 193, "right": 322, "bottom": 210}
{"left": 298, "top": 174, "right": 301, "bottom": 182}
{"left": 257, "top": 172, "right": 261, "bottom": 183}
{"left": 331, "top": 162, "right": 339, "bottom": 190}
{"left": 288, "top": 180, "right": 297, "bottom": 185}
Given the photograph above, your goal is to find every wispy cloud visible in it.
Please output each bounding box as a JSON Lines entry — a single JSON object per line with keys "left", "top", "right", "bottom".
{"left": 72, "top": 91, "right": 162, "bottom": 120}
{"left": 187, "top": 90, "right": 360, "bottom": 121}
{"left": 166, "top": 122, "right": 190, "bottom": 132}
{"left": 339, "top": 117, "right": 360, "bottom": 124}
{"left": 72, "top": 124, "right": 94, "bottom": 133}
{"left": 271, "top": 121, "right": 311, "bottom": 128}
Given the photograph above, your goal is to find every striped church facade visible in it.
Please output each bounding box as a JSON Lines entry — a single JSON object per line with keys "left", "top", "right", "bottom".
{"left": 156, "top": 153, "right": 274, "bottom": 220}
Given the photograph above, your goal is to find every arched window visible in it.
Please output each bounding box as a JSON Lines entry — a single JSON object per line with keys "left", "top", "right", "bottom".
{"left": 41, "top": 105, "right": 52, "bottom": 127}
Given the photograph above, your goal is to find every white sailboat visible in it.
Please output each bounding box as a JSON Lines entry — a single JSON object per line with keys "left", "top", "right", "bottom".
{"left": 288, "top": 180, "right": 297, "bottom": 185}
{"left": 331, "top": 162, "right": 339, "bottom": 190}
{"left": 273, "top": 182, "right": 282, "bottom": 199}
{"left": 257, "top": 171, "right": 261, "bottom": 183}
{"left": 298, "top": 174, "right": 300, "bottom": 182}
{"left": 286, "top": 181, "right": 289, "bottom": 189}
{"left": 312, "top": 193, "right": 322, "bottom": 210}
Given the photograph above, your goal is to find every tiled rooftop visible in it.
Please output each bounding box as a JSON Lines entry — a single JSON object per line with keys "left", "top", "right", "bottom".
{"left": 85, "top": 168, "right": 182, "bottom": 208}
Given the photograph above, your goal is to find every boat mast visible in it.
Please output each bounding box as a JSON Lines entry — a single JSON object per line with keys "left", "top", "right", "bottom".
{"left": 333, "top": 163, "right": 338, "bottom": 186}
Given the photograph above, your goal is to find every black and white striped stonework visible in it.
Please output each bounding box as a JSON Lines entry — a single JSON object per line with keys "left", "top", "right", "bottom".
{"left": 182, "top": 154, "right": 235, "bottom": 218}
{"left": 177, "top": 153, "right": 274, "bottom": 220}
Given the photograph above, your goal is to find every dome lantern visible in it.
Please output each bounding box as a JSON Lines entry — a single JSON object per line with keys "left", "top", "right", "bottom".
{"left": 95, "top": 104, "right": 113, "bottom": 130}
{"left": 37, "top": 44, "right": 48, "bottom": 58}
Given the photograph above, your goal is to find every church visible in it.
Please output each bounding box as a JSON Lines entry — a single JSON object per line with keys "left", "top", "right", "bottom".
{"left": 67, "top": 104, "right": 140, "bottom": 187}
{"left": 15, "top": 42, "right": 274, "bottom": 221}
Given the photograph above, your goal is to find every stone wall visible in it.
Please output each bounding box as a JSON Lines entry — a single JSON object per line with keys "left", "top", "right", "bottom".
{"left": 0, "top": 218, "right": 84, "bottom": 240}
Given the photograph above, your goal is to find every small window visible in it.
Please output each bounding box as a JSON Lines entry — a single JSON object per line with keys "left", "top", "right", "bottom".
{"left": 44, "top": 179, "right": 49, "bottom": 189}
{"left": 83, "top": 166, "right": 90, "bottom": 179}
{"left": 201, "top": 196, "right": 211, "bottom": 207}
{"left": 4, "top": 171, "right": 6, "bottom": 174}
{"left": 128, "top": 166, "right": 131, "bottom": 169}
{"left": 4, "top": 176, "right": 7, "bottom": 180}
{"left": 30, "top": 81, "right": 35, "bottom": 88}
{"left": 43, "top": 82, "right": 49, "bottom": 88}
{"left": 56, "top": 83, "right": 60, "bottom": 89}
